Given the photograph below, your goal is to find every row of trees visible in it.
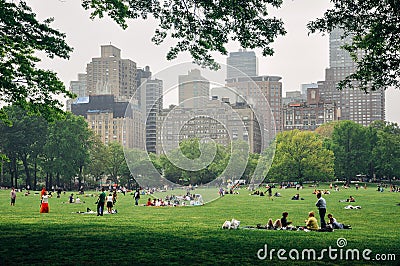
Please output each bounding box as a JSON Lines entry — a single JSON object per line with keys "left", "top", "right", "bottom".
{"left": 0, "top": 105, "right": 133, "bottom": 190}
{"left": 1, "top": 104, "right": 399, "bottom": 189}
{"left": 267, "top": 120, "right": 400, "bottom": 184}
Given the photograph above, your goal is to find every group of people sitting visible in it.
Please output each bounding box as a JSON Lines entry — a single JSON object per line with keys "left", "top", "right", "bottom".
{"left": 145, "top": 197, "right": 194, "bottom": 207}
{"left": 339, "top": 195, "right": 356, "bottom": 202}
{"left": 256, "top": 211, "right": 351, "bottom": 231}
{"left": 146, "top": 198, "right": 174, "bottom": 206}
{"left": 313, "top": 189, "right": 330, "bottom": 195}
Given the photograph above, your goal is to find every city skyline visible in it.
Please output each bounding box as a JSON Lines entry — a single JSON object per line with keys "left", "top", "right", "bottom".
{"left": 29, "top": 0, "right": 400, "bottom": 124}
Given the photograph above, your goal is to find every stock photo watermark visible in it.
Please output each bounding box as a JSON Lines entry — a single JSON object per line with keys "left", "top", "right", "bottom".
{"left": 124, "top": 62, "right": 277, "bottom": 197}
{"left": 257, "top": 238, "right": 396, "bottom": 261}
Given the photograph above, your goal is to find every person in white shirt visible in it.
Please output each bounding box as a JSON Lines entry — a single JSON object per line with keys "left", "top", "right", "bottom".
{"left": 40, "top": 191, "right": 50, "bottom": 213}
{"left": 106, "top": 193, "right": 113, "bottom": 213}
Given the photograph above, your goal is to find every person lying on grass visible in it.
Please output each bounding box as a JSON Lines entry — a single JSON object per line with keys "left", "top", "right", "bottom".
{"left": 327, "top": 214, "right": 352, "bottom": 229}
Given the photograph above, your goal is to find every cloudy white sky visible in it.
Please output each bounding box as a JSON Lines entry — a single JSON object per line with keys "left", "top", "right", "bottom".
{"left": 29, "top": 0, "right": 399, "bottom": 124}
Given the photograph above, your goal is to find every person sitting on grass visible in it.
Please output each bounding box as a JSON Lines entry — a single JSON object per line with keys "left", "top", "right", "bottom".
{"left": 347, "top": 196, "right": 355, "bottom": 202}
{"left": 291, "top": 194, "right": 300, "bottom": 200}
{"left": 69, "top": 193, "right": 74, "bottom": 203}
{"left": 263, "top": 218, "right": 282, "bottom": 230}
{"left": 146, "top": 198, "right": 153, "bottom": 206}
{"left": 327, "top": 214, "right": 352, "bottom": 229}
{"left": 305, "top": 211, "right": 319, "bottom": 231}
{"left": 273, "top": 219, "right": 282, "bottom": 230}
{"left": 339, "top": 195, "right": 356, "bottom": 203}
{"left": 280, "top": 212, "right": 293, "bottom": 229}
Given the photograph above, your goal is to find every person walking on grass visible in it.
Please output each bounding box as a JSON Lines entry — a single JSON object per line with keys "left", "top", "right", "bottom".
{"left": 97, "top": 188, "right": 106, "bottom": 216}
{"left": 315, "top": 192, "right": 327, "bottom": 228}
{"left": 134, "top": 189, "right": 140, "bottom": 206}
{"left": 10, "top": 187, "right": 16, "bottom": 206}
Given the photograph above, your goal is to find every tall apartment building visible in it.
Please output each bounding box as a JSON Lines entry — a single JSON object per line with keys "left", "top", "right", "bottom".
{"left": 227, "top": 49, "right": 258, "bottom": 79}
{"left": 283, "top": 88, "right": 338, "bottom": 131}
{"left": 140, "top": 78, "right": 163, "bottom": 153}
{"left": 319, "top": 28, "right": 385, "bottom": 125}
{"left": 86, "top": 45, "right": 137, "bottom": 102}
{"left": 66, "top": 73, "right": 87, "bottom": 111}
{"left": 156, "top": 98, "right": 261, "bottom": 154}
{"left": 71, "top": 95, "right": 145, "bottom": 149}
{"left": 225, "top": 76, "right": 283, "bottom": 144}
{"left": 178, "top": 69, "right": 210, "bottom": 108}
{"left": 135, "top": 66, "right": 152, "bottom": 105}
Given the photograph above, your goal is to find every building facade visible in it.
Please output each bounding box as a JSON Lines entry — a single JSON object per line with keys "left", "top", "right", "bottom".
{"left": 178, "top": 69, "right": 210, "bottom": 109}
{"left": 156, "top": 98, "right": 261, "bottom": 154}
{"left": 71, "top": 95, "right": 144, "bottom": 149}
{"left": 67, "top": 73, "right": 87, "bottom": 111}
{"left": 86, "top": 45, "right": 137, "bottom": 102}
{"left": 319, "top": 28, "right": 385, "bottom": 126}
{"left": 140, "top": 78, "right": 163, "bottom": 153}
{"left": 283, "top": 88, "right": 338, "bottom": 131}
{"left": 225, "top": 76, "right": 283, "bottom": 143}
{"left": 282, "top": 90, "right": 305, "bottom": 106}
{"left": 227, "top": 49, "right": 258, "bottom": 79}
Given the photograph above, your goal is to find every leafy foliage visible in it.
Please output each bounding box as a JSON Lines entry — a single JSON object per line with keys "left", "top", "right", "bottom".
{"left": 42, "top": 112, "right": 93, "bottom": 188}
{"left": 308, "top": 0, "right": 400, "bottom": 92}
{"left": 102, "top": 142, "right": 129, "bottom": 184}
{"left": 267, "top": 130, "right": 335, "bottom": 183}
{"left": 331, "top": 121, "right": 369, "bottom": 182}
{"left": 369, "top": 121, "right": 400, "bottom": 180}
{"left": 0, "top": 1, "right": 73, "bottom": 120}
{"left": 0, "top": 105, "right": 47, "bottom": 188}
{"left": 82, "top": 0, "right": 286, "bottom": 69}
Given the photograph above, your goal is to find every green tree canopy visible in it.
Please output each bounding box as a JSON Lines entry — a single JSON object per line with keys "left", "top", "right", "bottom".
{"left": 42, "top": 112, "right": 92, "bottom": 189}
{"left": 370, "top": 121, "right": 400, "bottom": 180}
{"left": 0, "top": 105, "right": 47, "bottom": 188}
{"left": 0, "top": 1, "right": 73, "bottom": 120}
{"left": 308, "top": 0, "right": 400, "bottom": 92}
{"left": 267, "top": 130, "right": 334, "bottom": 183}
{"left": 331, "top": 120, "right": 369, "bottom": 183}
{"left": 160, "top": 138, "right": 230, "bottom": 186}
{"left": 82, "top": 0, "right": 286, "bottom": 69}
{"left": 102, "top": 142, "right": 129, "bottom": 185}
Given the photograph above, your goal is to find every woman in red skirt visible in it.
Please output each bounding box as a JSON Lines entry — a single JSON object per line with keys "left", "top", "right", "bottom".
{"left": 40, "top": 191, "right": 49, "bottom": 213}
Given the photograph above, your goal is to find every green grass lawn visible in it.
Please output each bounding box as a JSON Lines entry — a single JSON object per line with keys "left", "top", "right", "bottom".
{"left": 0, "top": 184, "right": 399, "bottom": 265}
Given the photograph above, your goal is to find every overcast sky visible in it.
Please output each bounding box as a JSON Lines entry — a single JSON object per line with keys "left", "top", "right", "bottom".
{"left": 29, "top": 0, "right": 399, "bottom": 124}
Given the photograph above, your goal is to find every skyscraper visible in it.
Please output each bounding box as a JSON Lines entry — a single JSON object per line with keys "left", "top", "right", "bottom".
{"left": 319, "top": 28, "right": 385, "bottom": 125}
{"left": 178, "top": 69, "right": 210, "bottom": 108}
{"left": 66, "top": 73, "right": 87, "bottom": 111}
{"left": 86, "top": 45, "right": 137, "bottom": 101}
{"left": 227, "top": 49, "right": 258, "bottom": 79}
{"left": 140, "top": 78, "right": 163, "bottom": 153}
{"left": 226, "top": 75, "right": 283, "bottom": 144}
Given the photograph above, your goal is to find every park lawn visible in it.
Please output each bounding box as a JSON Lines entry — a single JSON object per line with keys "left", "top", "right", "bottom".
{"left": 0, "top": 185, "right": 399, "bottom": 265}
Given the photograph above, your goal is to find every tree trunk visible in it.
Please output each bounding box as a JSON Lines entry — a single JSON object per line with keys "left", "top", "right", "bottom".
{"left": 9, "top": 159, "right": 15, "bottom": 188}
{"left": 78, "top": 165, "right": 83, "bottom": 189}
{"left": 13, "top": 158, "right": 19, "bottom": 188}
{"left": 46, "top": 172, "right": 49, "bottom": 190}
{"left": 21, "top": 154, "right": 31, "bottom": 189}
{"left": 33, "top": 162, "right": 37, "bottom": 191}
{"left": 56, "top": 172, "right": 60, "bottom": 188}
